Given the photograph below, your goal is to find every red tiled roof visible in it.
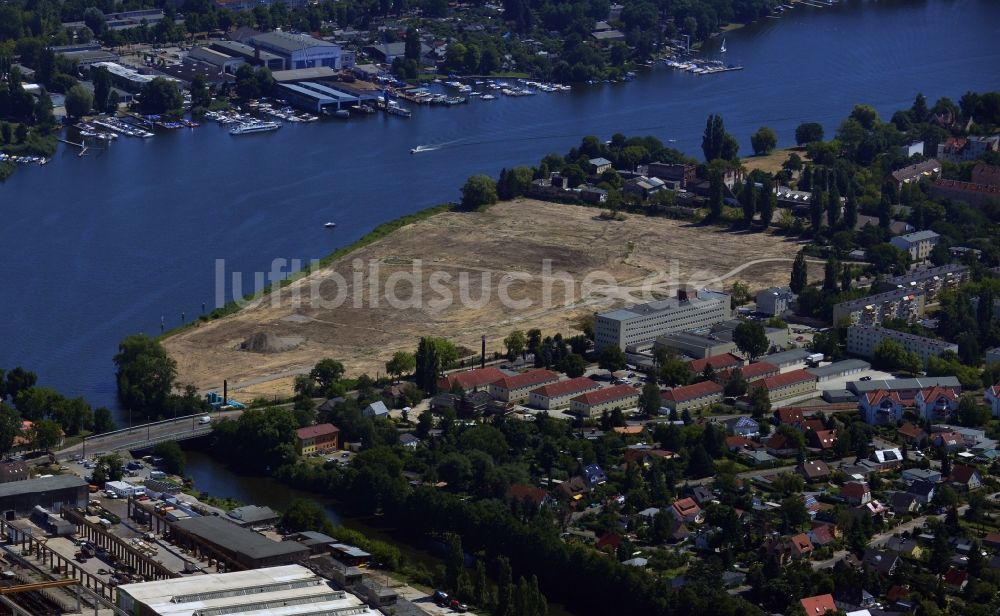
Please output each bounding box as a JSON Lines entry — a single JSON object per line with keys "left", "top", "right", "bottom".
{"left": 919, "top": 386, "right": 959, "bottom": 403}
{"left": 734, "top": 361, "right": 778, "bottom": 380}
{"left": 802, "top": 418, "right": 825, "bottom": 432}
{"left": 864, "top": 389, "right": 904, "bottom": 406}
{"left": 439, "top": 367, "right": 506, "bottom": 391}
{"left": 688, "top": 353, "right": 742, "bottom": 374}
{"left": 841, "top": 481, "right": 870, "bottom": 499}
{"left": 571, "top": 384, "right": 639, "bottom": 406}
{"left": 898, "top": 422, "right": 925, "bottom": 439}
{"left": 800, "top": 594, "right": 836, "bottom": 615}
{"left": 531, "top": 377, "right": 600, "bottom": 398}
{"left": 810, "top": 525, "right": 835, "bottom": 546}
{"left": 790, "top": 533, "right": 813, "bottom": 555}
{"left": 491, "top": 369, "right": 558, "bottom": 390}
{"left": 595, "top": 533, "right": 621, "bottom": 550}
{"left": 726, "top": 436, "right": 755, "bottom": 450}
{"left": 660, "top": 380, "right": 723, "bottom": 403}
{"left": 950, "top": 463, "right": 980, "bottom": 484}
{"left": 813, "top": 429, "right": 837, "bottom": 449}
{"left": 775, "top": 407, "right": 805, "bottom": 424}
{"left": 672, "top": 497, "right": 701, "bottom": 517}
{"left": 943, "top": 568, "right": 967, "bottom": 587}
{"left": 933, "top": 178, "right": 1000, "bottom": 196}
{"left": 761, "top": 369, "right": 815, "bottom": 391}
{"left": 507, "top": 484, "right": 548, "bottom": 506}
{"left": 296, "top": 423, "right": 339, "bottom": 440}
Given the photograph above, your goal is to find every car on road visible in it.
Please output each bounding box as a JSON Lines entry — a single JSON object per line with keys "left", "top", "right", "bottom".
{"left": 860, "top": 376, "right": 872, "bottom": 381}
{"left": 432, "top": 590, "right": 449, "bottom": 606}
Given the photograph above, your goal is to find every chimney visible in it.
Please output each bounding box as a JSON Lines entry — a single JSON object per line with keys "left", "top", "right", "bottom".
{"left": 677, "top": 288, "right": 688, "bottom": 302}
{"left": 481, "top": 335, "right": 486, "bottom": 369}
{"left": 223, "top": 379, "right": 228, "bottom": 404}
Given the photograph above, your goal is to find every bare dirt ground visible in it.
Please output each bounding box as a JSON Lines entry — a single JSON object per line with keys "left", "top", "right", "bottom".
{"left": 742, "top": 147, "right": 809, "bottom": 175}
{"left": 164, "top": 199, "right": 818, "bottom": 398}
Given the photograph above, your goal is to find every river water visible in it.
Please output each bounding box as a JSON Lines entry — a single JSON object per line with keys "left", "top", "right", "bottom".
{"left": 1, "top": 0, "right": 999, "bottom": 412}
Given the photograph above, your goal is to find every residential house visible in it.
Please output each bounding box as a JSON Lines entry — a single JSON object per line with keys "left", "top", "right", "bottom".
{"left": 905, "top": 480, "right": 936, "bottom": 505}
{"left": 623, "top": 447, "right": 678, "bottom": 468}
{"left": 933, "top": 430, "right": 964, "bottom": 451}
{"left": 842, "top": 481, "right": 872, "bottom": 506}
{"left": 763, "top": 533, "right": 814, "bottom": 563}
{"left": 670, "top": 497, "right": 703, "bottom": 524}
{"left": 901, "top": 468, "right": 941, "bottom": 484}
{"left": 569, "top": 384, "right": 640, "bottom": 418}
{"left": 800, "top": 594, "right": 837, "bottom": 615}
{"left": 936, "top": 135, "right": 1000, "bottom": 162}
{"left": 755, "top": 286, "right": 794, "bottom": 316}
{"left": 890, "top": 230, "right": 940, "bottom": 262}
{"left": 859, "top": 390, "right": 905, "bottom": 425}
{"left": 930, "top": 177, "right": 1000, "bottom": 206}
{"left": 588, "top": 157, "right": 612, "bottom": 174}
{"left": 556, "top": 476, "right": 589, "bottom": 501}
{"left": 623, "top": 175, "right": 666, "bottom": 200}
{"left": 766, "top": 433, "right": 800, "bottom": 457}
{"left": 899, "top": 141, "right": 925, "bottom": 158}
{"left": 889, "top": 491, "right": 919, "bottom": 515}
{"left": 982, "top": 532, "right": 1000, "bottom": 551}
{"left": 809, "top": 429, "right": 837, "bottom": 451}
{"left": 528, "top": 377, "right": 601, "bottom": 410}
{"left": 438, "top": 367, "right": 506, "bottom": 392}
{"left": 488, "top": 369, "right": 559, "bottom": 403}
{"left": 949, "top": 464, "right": 982, "bottom": 491}
{"left": 870, "top": 448, "right": 904, "bottom": 470}
{"left": 295, "top": 423, "right": 340, "bottom": 455}
{"left": 595, "top": 533, "right": 622, "bottom": 553}
{"left": 690, "top": 486, "right": 715, "bottom": 506}
{"left": 884, "top": 536, "right": 923, "bottom": 560}
{"left": 914, "top": 386, "right": 959, "bottom": 422}
{"left": 757, "top": 370, "right": 816, "bottom": 402}
{"left": 798, "top": 460, "right": 831, "bottom": 482}
{"left": 688, "top": 352, "right": 744, "bottom": 375}
{"left": 506, "top": 484, "right": 552, "bottom": 510}
{"left": 741, "top": 450, "right": 778, "bottom": 466}
{"left": 659, "top": 381, "right": 724, "bottom": 413}
{"left": 889, "top": 159, "right": 941, "bottom": 189}
{"left": 775, "top": 407, "right": 806, "bottom": 428}
{"left": 398, "top": 433, "right": 420, "bottom": 450}
{"left": 985, "top": 384, "right": 1000, "bottom": 418}
{"left": 809, "top": 523, "right": 837, "bottom": 547}
{"left": 583, "top": 464, "right": 607, "bottom": 488}
{"left": 862, "top": 500, "right": 888, "bottom": 518}
{"left": 863, "top": 550, "right": 899, "bottom": 576}
{"left": 897, "top": 421, "right": 928, "bottom": 445}
{"left": 942, "top": 568, "right": 968, "bottom": 592}
{"left": 723, "top": 416, "right": 760, "bottom": 438}
{"left": 362, "top": 401, "right": 389, "bottom": 418}
{"left": 725, "top": 436, "right": 757, "bottom": 452}
{"left": 647, "top": 162, "right": 697, "bottom": 187}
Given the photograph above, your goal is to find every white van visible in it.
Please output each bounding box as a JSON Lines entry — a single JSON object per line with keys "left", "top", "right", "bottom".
{"left": 198, "top": 416, "right": 211, "bottom": 425}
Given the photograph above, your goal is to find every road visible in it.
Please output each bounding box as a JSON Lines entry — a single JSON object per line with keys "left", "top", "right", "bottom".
{"left": 810, "top": 505, "right": 970, "bottom": 570}
{"left": 56, "top": 409, "right": 247, "bottom": 460}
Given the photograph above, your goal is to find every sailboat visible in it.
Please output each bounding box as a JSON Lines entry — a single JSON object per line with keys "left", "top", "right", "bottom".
{"left": 720, "top": 38, "right": 727, "bottom": 53}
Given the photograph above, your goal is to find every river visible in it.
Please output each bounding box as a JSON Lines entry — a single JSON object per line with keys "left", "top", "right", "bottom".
{"left": 1, "top": 0, "right": 999, "bottom": 413}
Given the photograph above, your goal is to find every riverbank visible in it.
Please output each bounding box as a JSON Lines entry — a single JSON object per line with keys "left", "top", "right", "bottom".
{"left": 163, "top": 198, "right": 813, "bottom": 398}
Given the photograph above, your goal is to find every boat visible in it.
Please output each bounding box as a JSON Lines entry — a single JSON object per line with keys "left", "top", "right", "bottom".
{"left": 333, "top": 109, "right": 350, "bottom": 119}
{"left": 229, "top": 121, "right": 281, "bottom": 135}
{"left": 410, "top": 148, "right": 418, "bottom": 154}
{"left": 324, "top": 222, "right": 336, "bottom": 228}
{"left": 481, "top": 94, "right": 496, "bottom": 100}
{"left": 720, "top": 38, "right": 727, "bottom": 53}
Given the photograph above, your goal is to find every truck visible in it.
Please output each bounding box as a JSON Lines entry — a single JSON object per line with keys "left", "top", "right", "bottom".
{"left": 806, "top": 352, "right": 824, "bottom": 366}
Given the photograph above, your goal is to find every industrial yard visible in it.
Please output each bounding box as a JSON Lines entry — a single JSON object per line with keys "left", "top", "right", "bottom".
{"left": 164, "top": 198, "right": 815, "bottom": 397}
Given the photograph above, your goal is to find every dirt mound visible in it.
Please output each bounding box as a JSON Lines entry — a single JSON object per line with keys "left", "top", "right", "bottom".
{"left": 239, "top": 332, "right": 303, "bottom": 353}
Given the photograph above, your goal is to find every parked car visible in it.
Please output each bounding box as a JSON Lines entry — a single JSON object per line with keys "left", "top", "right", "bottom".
{"left": 432, "top": 590, "right": 449, "bottom": 606}
{"left": 860, "top": 376, "right": 872, "bottom": 381}
{"left": 450, "top": 599, "right": 468, "bottom": 612}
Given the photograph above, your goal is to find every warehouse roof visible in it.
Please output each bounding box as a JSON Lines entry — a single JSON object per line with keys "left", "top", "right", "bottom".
{"left": 531, "top": 377, "right": 600, "bottom": 398}
{"left": 0, "top": 475, "right": 86, "bottom": 498}
{"left": 807, "top": 359, "right": 871, "bottom": 378}
{"left": 226, "top": 505, "right": 279, "bottom": 524}
{"left": 173, "top": 516, "right": 307, "bottom": 560}
{"left": 251, "top": 31, "right": 337, "bottom": 54}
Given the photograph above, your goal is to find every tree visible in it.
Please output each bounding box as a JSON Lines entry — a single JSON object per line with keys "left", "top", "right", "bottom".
{"left": 65, "top": 85, "right": 93, "bottom": 119}
{"left": 733, "top": 321, "right": 769, "bottom": 361}
{"left": 404, "top": 27, "right": 422, "bottom": 61}
{"left": 280, "top": 498, "right": 328, "bottom": 533}
{"left": 92, "top": 453, "right": 124, "bottom": 484}
{"left": 749, "top": 385, "right": 771, "bottom": 418}
{"left": 152, "top": 441, "right": 186, "bottom": 475}
{"left": 114, "top": 335, "right": 177, "bottom": 417}
{"left": 0, "top": 405, "right": 19, "bottom": 455}
{"left": 958, "top": 395, "right": 990, "bottom": 427}
{"left": 138, "top": 77, "right": 183, "bottom": 114}
{"left": 459, "top": 175, "right": 498, "bottom": 211}
{"left": 494, "top": 556, "right": 513, "bottom": 616}
{"left": 724, "top": 369, "right": 748, "bottom": 397}
{"left": 560, "top": 353, "right": 587, "bottom": 378}
{"left": 658, "top": 354, "right": 691, "bottom": 387}
{"left": 740, "top": 179, "right": 756, "bottom": 226}
{"left": 415, "top": 337, "right": 441, "bottom": 394}
{"left": 823, "top": 255, "right": 839, "bottom": 293}
{"left": 385, "top": 351, "right": 416, "bottom": 381}
{"left": 93, "top": 407, "right": 115, "bottom": 434}
{"left": 758, "top": 183, "right": 776, "bottom": 228}
{"left": 843, "top": 185, "right": 858, "bottom": 230}
{"left": 640, "top": 381, "right": 661, "bottom": 417}
{"left": 794, "top": 122, "right": 824, "bottom": 145}
{"left": 91, "top": 66, "right": 112, "bottom": 113}
{"left": 309, "top": 359, "right": 345, "bottom": 396}
{"left": 32, "top": 419, "right": 61, "bottom": 450}
{"left": 504, "top": 330, "right": 527, "bottom": 360}
{"left": 702, "top": 114, "right": 737, "bottom": 161}
{"left": 872, "top": 339, "right": 920, "bottom": 373}
{"left": 790, "top": 253, "right": 808, "bottom": 294}
{"left": 190, "top": 74, "right": 211, "bottom": 110}
{"left": 686, "top": 445, "right": 714, "bottom": 478}
{"left": 708, "top": 167, "right": 724, "bottom": 220}
{"left": 779, "top": 494, "right": 809, "bottom": 531}
{"left": 445, "top": 532, "right": 464, "bottom": 591}
{"left": 598, "top": 345, "right": 626, "bottom": 372}
{"left": 750, "top": 126, "right": 777, "bottom": 155}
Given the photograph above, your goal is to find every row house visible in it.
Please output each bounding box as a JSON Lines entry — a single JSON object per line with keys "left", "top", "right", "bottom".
{"left": 660, "top": 380, "right": 724, "bottom": 413}
{"left": 488, "top": 369, "right": 560, "bottom": 403}
{"left": 756, "top": 369, "right": 816, "bottom": 402}
{"left": 528, "top": 377, "right": 601, "bottom": 410}
{"left": 859, "top": 390, "right": 905, "bottom": 425}
{"left": 913, "top": 386, "right": 960, "bottom": 422}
